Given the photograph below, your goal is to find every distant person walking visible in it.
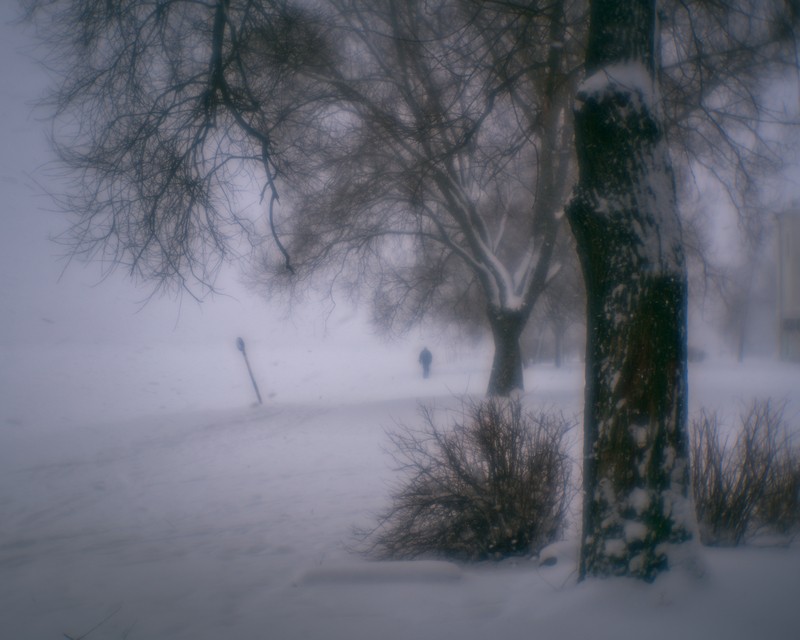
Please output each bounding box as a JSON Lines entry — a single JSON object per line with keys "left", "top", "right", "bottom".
{"left": 419, "top": 347, "right": 432, "bottom": 379}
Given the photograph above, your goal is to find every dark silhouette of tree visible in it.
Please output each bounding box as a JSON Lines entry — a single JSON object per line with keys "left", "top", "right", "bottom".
{"left": 566, "top": 0, "right": 695, "bottom": 581}
{"left": 250, "top": 0, "right": 581, "bottom": 395}
{"left": 24, "top": 0, "right": 333, "bottom": 297}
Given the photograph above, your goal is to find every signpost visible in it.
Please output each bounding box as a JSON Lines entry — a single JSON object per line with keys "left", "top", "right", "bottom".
{"left": 236, "top": 337, "right": 263, "bottom": 404}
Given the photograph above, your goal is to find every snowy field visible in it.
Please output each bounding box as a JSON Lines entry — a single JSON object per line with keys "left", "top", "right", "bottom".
{"left": 2, "top": 331, "right": 800, "bottom": 640}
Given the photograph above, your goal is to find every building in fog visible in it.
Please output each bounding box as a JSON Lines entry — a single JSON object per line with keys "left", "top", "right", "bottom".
{"left": 778, "top": 210, "right": 800, "bottom": 361}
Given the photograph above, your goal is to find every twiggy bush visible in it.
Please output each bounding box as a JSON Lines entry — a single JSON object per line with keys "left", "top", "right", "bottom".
{"left": 361, "top": 398, "right": 575, "bottom": 561}
{"left": 691, "top": 399, "right": 800, "bottom": 546}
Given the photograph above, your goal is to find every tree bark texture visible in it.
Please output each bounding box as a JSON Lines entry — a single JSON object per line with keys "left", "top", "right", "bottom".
{"left": 567, "top": 0, "right": 695, "bottom": 581}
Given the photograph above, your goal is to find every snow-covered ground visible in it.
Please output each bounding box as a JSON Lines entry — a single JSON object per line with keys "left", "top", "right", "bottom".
{"left": 2, "top": 334, "right": 799, "bottom": 640}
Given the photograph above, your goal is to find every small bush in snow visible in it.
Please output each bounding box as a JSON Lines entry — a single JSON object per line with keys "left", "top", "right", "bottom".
{"left": 691, "top": 399, "right": 800, "bottom": 546}
{"left": 361, "top": 397, "right": 575, "bottom": 561}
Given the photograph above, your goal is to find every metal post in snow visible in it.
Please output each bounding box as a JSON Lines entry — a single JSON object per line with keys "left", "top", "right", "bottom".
{"left": 236, "top": 337, "right": 263, "bottom": 405}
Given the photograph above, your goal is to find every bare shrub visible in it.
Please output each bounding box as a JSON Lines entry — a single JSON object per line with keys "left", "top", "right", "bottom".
{"left": 756, "top": 435, "right": 800, "bottom": 536}
{"left": 691, "top": 399, "right": 800, "bottom": 546}
{"left": 360, "top": 398, "right": 575, "bottom": 561}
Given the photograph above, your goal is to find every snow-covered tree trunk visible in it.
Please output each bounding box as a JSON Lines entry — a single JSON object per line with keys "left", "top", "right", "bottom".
{"left": 567, "top": 0, "right": 696, "bottom": 581}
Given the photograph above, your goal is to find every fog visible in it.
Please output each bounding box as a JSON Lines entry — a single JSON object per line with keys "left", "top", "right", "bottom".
{"left": 0, "top": 5, "right": 190, "bottom": 349}
{"left": 3, "top": 1, "right": 795, "bottom": 365}
{"left": 2, "top": 6, "right": 791, "bottom": 366}
{"left": 0, "top": 5, "right": 382, "bottom": 352}
{"left": 3, "top": 5, "right": 800, "bottom": 640}
{"left": 0, "top": 4, "right": 423, "bottom": 429}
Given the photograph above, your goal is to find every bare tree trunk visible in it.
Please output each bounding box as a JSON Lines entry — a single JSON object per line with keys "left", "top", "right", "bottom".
{"left": 487, "top": 305, "right": 527, "bottom": 396}
{"left": 553, "top": 324, "right": 565, "bottom": 369}
{"left": 567, "top": 0, "right": 696, "bottom": 581}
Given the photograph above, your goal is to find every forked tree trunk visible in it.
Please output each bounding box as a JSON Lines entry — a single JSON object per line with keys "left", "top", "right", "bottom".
{"left": 486, "top": 305, "right": 527, "bottom": 396}
{"left": 566, "top": 0, "right": 696, "bottom": 581}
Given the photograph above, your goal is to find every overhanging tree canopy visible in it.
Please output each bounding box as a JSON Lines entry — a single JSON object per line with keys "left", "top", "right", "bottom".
{"left": 25, "top": 0, "right": 799, "bottom": 400}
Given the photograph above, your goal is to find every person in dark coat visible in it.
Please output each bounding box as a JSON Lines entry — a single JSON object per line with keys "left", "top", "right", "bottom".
{"left": 419, "top": 347, "right": 432, "bottom": 379}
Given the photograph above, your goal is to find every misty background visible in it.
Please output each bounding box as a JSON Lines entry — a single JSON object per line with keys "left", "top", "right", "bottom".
{"left": 0, "top": 1, "right": 795, "bottom": 424}
{"left": 2, "top": 3, "right": 800, "bottom": 638}
{"left": 0, "top": 2, "right": 292, "bottom": 347}
{"left": 0, "top": 2, "right": 452, "bottom": 428}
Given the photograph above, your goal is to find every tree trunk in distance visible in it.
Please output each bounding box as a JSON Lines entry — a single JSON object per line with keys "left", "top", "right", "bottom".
{"left": 566, "top": 0, "right": 697, "bottom": 581}
{"left": 554, "top": 324, "right": 565, "bottom": 369}
{"left": 486, "top": 305, "right": 527, "bottom": 396}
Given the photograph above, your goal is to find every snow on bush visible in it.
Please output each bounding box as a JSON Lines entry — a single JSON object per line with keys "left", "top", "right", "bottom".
{"left": 359, "top": 397, "right": 575, "bottom": 561}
